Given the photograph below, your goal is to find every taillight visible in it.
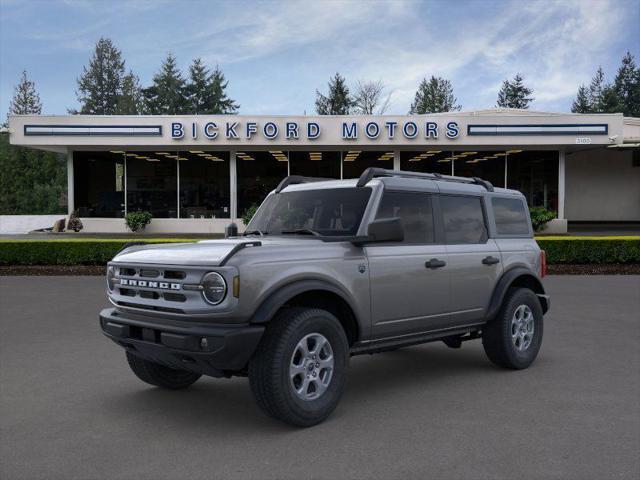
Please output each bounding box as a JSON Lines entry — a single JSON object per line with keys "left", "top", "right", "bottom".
{"left": 540, "top": 250, "right": 547, "bottom": 278}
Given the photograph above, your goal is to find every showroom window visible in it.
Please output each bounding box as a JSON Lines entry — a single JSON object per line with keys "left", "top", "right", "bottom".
{"left": 73, "top": 151, "right": 125, "bottom": 218}
{"left": 342, "top": 150, "right": 393, "bottom": 179}
{"left": 237, "top": 150, "right": 288, "bottom": 217}
{"left": 178, "top": 151, "right": 230, "bottom": 218}
{"left": 126, "top": 152, "right": 177, "bottom": 218}
{"left": 289, "top": 151, "right": 340, "bottom": 179}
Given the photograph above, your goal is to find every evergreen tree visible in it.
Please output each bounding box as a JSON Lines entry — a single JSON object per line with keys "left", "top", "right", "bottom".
{"left": 315, "top": 73, "right": 353, "bottom": 115}
{"left": 143, "top": 53, "right": 188, "bottom": 114}
{"left": 496, "top": 73, "right": 534, "bottom": 109}
{"left": 409, "top": 76, "right": 460, "bottom": 114}
{"left": 75, "top": 37, "right": 126, "bottom": 114}
{"left": 116, "top": 71, "right": 144, "bottom": 114}
{"left": 587, "top": 67, "right": 607, "bottom": 112}
{"left": 571, "top": 85, "right": 591, "bottom": 113}
{"left": 207, "top": 65, "right": 239, "bottom": 114}
{"left": 613, "top": 51, "right": 640, "bottom": 117}
{"left": 8, "top": 70, "right": 42, "bottom": 116}
{"left": 185, "top": 59, "right": 239, "bottom": 114}
{"left": 186, "top": 58, "right": 209, "bottom": 114}
{"left": 2, "top": 71, "right": 66, "bottom": 214}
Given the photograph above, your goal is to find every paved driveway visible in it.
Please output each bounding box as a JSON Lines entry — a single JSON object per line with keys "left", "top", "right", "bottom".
{"left": 1, "top": 275, "right": 638, "bottom": 480}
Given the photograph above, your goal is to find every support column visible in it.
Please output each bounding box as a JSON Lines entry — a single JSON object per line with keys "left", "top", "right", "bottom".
{"left": 66, "top": 149, "right": 74, "bottom": 216}
{"left": 393, "top": 150, "right": 401, "bottom": 171}
{"left": 230, "top": 150, "right": 237, "bottom": 222}
{"left": 558, "top": 149, "right": 566, "bottom": 220}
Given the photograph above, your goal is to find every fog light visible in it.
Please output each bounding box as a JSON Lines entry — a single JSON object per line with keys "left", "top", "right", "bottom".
{"left": 200, "top": 337, "right": 209, "bottom": 350}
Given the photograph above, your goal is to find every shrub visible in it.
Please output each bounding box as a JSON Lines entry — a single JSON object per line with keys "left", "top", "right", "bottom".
{"left": 125, "top": 211, "right": 152, "bottom": 232}
{"left": 0, "top": 237, "right": 637, "bottom": 267}
{"left": 529, "top": 206, "right": 556, "bottom": 232}
{"left": 537, "top": 237, "right": 640, "bottom": 264}
{"left": 242, "top": 204, "right": 259, "bottom": 226}
{"left": 66, "top": 210, "right": 83, "bottom": 232}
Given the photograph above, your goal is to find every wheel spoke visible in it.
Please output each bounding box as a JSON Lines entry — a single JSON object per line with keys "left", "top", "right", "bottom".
{"left": 290, "top": 363, "right": 306, "bottom": 378}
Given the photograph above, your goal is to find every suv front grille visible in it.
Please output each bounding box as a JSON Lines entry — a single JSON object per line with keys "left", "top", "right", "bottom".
{"left": 111, "top": 265, "right": 203, "bottom": 313}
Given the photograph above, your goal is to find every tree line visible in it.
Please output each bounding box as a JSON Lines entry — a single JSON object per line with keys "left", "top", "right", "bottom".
{"left": 71, "top": 37, "right": 239, "bottom": 115}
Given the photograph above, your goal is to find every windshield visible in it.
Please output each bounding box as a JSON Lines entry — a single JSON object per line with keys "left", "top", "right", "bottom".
{"left": 246, "top": 187, "right": 372, "bottom": 237}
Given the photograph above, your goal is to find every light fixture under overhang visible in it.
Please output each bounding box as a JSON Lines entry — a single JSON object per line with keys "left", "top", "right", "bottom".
{"left": 110, "top": 150, "right": 125, "bottom": 154}
{"left": 427, "top": 150, "right": 441, "bottom": 154}
{"left": 506, "top": 149, "right": 523, "bottom": 154}
{"left": 189, "top": 150, "right": 204, "bottom": 154}
{"left": 437, "top": 159, "right": 451, "bottom": 163}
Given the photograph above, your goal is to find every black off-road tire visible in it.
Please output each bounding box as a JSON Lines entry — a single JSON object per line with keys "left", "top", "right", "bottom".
{"left": 248, "top": 307, "right": 349, "bottom": 427}
{"left": 482, "top": 287, "right": 544, "bottom": 369}
{"left": 126, "top": 352, "right": 201, "bottom": 389}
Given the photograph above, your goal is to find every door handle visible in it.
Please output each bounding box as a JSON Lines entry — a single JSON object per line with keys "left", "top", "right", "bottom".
{"left": 425, "top": 258, "right": 446, "bottom": 269}
{"left": 482, "top": 256, "right": 500, "bottom": 265}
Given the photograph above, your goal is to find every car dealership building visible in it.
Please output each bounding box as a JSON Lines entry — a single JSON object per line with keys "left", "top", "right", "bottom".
{"left": 8, "top": 109, "right": 640, "bottom": 234}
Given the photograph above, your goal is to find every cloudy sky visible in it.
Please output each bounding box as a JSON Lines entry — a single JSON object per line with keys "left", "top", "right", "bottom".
{"left": 1, "top": 0, "right": 638, "bottom": 117}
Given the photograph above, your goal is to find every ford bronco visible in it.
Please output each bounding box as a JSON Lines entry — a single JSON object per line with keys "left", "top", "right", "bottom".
{"left": 100, "top": 167, "right": 550, "bottom": 427}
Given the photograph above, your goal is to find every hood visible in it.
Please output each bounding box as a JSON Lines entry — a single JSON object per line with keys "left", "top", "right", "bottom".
{"left": 112, "top": 237, "right": 325, "bottom": 266}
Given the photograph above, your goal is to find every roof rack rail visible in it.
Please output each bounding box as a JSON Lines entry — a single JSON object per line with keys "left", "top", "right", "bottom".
{"left": 356, "top": 167, "right": 494, "bottom": 192}
{"left": 275, "top": 175, "right": 335, "bottom": 193}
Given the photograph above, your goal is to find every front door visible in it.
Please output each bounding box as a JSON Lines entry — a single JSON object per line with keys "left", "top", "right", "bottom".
{"left": 365, "top": 190, "right": 451, "bottom": 339}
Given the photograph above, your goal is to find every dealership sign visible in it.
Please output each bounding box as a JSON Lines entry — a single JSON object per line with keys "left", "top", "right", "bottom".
{"left": 170, "top": 120, "right": 461, "bottom": 141}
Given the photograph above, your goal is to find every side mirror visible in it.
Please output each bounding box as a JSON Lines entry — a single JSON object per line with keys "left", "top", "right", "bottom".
{"left": 360, "top": 217, "right": 404, "bottom": 244}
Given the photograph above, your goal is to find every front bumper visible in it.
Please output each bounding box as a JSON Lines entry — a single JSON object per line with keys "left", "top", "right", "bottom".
{"left": 99, "top": 308, "right": 264, "bottom": 377}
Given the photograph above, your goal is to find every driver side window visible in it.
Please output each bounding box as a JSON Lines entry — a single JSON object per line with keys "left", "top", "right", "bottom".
{"left": 375, "top": 191, "right": 435, "bottom": 244}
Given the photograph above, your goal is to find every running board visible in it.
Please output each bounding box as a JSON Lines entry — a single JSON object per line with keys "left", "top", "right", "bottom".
{"left": 350, "top": 324, "right": 483, "bottom": 355}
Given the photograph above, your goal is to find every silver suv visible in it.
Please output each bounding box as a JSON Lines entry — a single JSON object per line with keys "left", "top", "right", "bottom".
{"left": 100, "top": 167, "right": 550, "bottom": 427}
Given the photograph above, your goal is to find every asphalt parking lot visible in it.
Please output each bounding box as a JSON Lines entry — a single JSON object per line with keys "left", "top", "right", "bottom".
{"left": 1, "top": 275, "right": 639, "bottom": 480}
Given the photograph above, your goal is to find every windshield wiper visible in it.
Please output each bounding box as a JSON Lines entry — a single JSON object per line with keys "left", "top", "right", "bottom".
{"left": 243, "top": 230, "right": 267, "bottom": 236}
{"left": 280, "top": 228, "right": 321, "bottom": 236}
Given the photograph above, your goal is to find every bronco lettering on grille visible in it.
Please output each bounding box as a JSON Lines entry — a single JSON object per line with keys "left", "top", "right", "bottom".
{"left": 119, "top": 278, "right": 181, "bottom": 290}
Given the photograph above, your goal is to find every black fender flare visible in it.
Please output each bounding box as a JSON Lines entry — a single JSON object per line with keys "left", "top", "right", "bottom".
{"left": 485, "top": 267, "right": 548, "bottom": 321}
{"left": 249, "top": 279, "right": 359, "bottom": 325}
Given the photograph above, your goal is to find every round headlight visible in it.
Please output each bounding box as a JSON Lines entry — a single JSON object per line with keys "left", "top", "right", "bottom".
{"left": 201, "top": 272, "right": 227, "bottom": 305}
{"left": 106, "top": 266, "right": 116, "bottom": 292}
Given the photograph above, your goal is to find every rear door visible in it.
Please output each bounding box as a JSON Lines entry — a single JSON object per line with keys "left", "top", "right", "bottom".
{"left": 439, "top": 194, "right": 503, "bottom": 326}
{"left": 366, "top": 189, "right": 451, "bottom": 339}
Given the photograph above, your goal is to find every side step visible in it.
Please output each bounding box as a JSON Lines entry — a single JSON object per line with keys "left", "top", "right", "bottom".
{"left": 350, "top": 324, "right": 483, "bottom": 356}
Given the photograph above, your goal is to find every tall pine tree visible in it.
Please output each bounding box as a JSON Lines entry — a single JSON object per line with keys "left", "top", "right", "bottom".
{"left": 409, "top": 76, "right": 460, "bottom": 114}
{"left": 1, "top": 72, "right": 66, "bottom": 214}
{"left": 613, "top": 51, "right": 640, "bottom": 117}
{"left": 207, "top": 65, "right": 239, "bottom": 114}
{"left": 116, "top": 71, "right": 144, "bottom": 114}
{"left": 315, "top": 73, "right": 353, "bottom": 115}
{"left": 185, "top": 59, "right": 239, "bottom": 114}
{"left": 143, "top": 53, "right": 188, "bottom": 114}
{"left": 571, "top": 85, "right": 591, "bottom": 113}
{"left": 496, "top": 74, "right": 534, "bottom": 109}
{"left": 8, "top": 70, "right": 42, "bottom": 117}
{"left": 75, "top": 38, "right": 126, "bottom": 114}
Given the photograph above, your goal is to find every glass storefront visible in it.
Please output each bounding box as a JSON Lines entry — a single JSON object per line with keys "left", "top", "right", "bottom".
{"left": 74, "top": 151, "right": 124, "bottom": 217}
{"left": 289, "top": 151, "right": 340, "bottom": 179}
{"left": 237, "top": 150, "right": 289, "bottom": 217}
{"left": 507, "top": 150, "right": 558, "bottom": 209}
{"left": 342, "top": 150, "right": 394, "bottom": 179}
{"left": 73, "top": 148, "right": 559, "bottom": 219}
{"left": 452, "top": 150, "right": 506, "bottom": 189}
{"left": 400, "top": 150, "right": 453, "bottom": 176}
{"left": 178, "top": 151, "right": 230, "bottom": 219}
{"left": 126, "top": 152, "right": 177, "bottom": 218}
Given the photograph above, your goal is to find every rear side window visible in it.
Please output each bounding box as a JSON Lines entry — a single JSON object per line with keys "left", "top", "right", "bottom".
{"left": 492, "top": 197, "right": 530, "bottom": 235}
{"left": 440, "top": 195, "right": 487, "bottom": 244}
{"left": 375, "top": 191, "right": 435, "bottom": 243}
